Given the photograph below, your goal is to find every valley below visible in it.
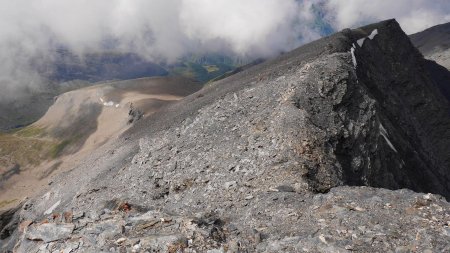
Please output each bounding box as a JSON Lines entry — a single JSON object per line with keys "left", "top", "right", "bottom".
{"left": 0, "top": 76, "right": 201, "bottom": 211}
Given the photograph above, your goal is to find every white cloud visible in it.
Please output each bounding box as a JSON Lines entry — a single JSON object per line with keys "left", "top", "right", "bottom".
{"left": 179, "top": 0, "right": 315, "bottom": 56}
{"left": 0, "top": 0, "right": 449, "bottom": 101}
{"left": 325, "top": 0, "right": 450, "bottom": 34}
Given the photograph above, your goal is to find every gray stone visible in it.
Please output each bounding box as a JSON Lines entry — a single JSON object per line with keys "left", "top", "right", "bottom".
{"left": 276, "top": 185, "right": 295, "bottom": 192}
{"left": 224, "top": 181, "right": 237, "bottom": 189}
{"left": 139, "top": 234, "right": 188, "bottom": 252}
{"left": 26, "top": 223, "right": 74, "bottom": 243}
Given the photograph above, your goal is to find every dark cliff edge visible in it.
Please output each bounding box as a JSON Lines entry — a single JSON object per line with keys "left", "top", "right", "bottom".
{"left": 334, "top": 20, "right": 450, "bottom": 197}
{"left": 2, "top": 19, "right": 450, "bottom": 252}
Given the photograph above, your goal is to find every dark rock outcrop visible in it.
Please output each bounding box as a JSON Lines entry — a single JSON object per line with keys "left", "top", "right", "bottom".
{"left": 2, "top": 19, "right": 450, "bottom": 252}
{"left": 337, "top": 22, "right": 450, "bottom": 197}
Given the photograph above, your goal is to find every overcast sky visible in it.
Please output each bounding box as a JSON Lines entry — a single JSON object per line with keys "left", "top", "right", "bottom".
{"left": 1, "top": 0, "right": 449, "bottom": 100}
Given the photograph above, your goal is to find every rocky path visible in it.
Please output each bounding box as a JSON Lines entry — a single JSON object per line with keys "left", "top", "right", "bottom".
{"left": 7, "top": 188, "right": 450, "bottom": 252}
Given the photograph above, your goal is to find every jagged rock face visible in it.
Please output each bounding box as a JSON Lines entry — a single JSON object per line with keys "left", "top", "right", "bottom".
{"left": 2, "top": 19, "right": 450, "bottom": 252}
{"left": 339, "top": 22, "right": 450, "bottom": 197}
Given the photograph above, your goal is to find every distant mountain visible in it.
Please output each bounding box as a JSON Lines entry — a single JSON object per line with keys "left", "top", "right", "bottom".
{"left": 48, "top": 50, "right": 169, "bottom": 82}
{"left": 0, "top": 50, "right": 245, "bottom": 131}
{"left": 45, "top": 49, "right": 245, "bottom": 84}
{"left": 410, "top": 22, "right": 450, "bottom": 55}
{"left": 410, "top": 22, "right": 450, "bottom": 101}
{"left": 166, "top": 53, "right": 245, "bottom": 83}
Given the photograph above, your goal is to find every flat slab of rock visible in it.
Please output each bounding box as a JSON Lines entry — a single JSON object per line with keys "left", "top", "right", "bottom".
{"left": 26, "top": 223, "right": 74, "bottom": 243}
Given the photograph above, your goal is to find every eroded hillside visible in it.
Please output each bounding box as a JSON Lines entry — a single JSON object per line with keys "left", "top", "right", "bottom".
{"left": 0, "top": 77, "right": 201, "bottom": 211}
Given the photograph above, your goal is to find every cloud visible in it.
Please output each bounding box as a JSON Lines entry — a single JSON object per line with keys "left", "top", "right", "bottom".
{"left": 0, "top": 0, "right": 450, "bottom": 102}
{"left": 0, "top": 0, "right": 321, "bottom": 102}
{"left": 0, "top": 0, "right": 319, "bottom": 60}
{"left": 325, "top": 0, "right": 450, "bottom": 34}
{"left": 179, "top": 0, "right": 317, "bottom": 57}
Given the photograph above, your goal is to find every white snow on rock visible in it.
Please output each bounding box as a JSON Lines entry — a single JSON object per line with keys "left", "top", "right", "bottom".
{"left": 103, "top": 101, "right": 114, "bottom": 107}
{"left": 357, "top": 38, "right": 366, "bottom": 47}
{"left": 351, "top": 44, "right": 357, "bottom": 68}
{"left": 379, "top": 123, "right": 398, "bottom": 153}
{"left": 99, "top": 97, "right": 119, "bottom": 107}
{"left": 368, "top": 29, "right": 378, "bottom": 40}
{"left": 351, "top": 29, "right": 379, "bottom": 68}
{"left": 44, "top": 200, "right": 61, "bottom": 215}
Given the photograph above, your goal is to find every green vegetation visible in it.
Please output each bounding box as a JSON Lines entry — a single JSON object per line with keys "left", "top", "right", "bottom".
{"left": 206, "top": 58, "right": 265, "bottom": 86}
{"left": 0, "top": 133, "right": 56, "bottom": 167}
{"left": 203, "top": 65, "right": 219, "bottom": 73}
{"left": 166, "top": 53, "right": 245, "bottom": 83}
{"left": 0, "top": 199, "right": 18, "bottom": 209}
{"left": 0, "top": 125, "right": 75, "bottom": 169}
{"left": 50, "top": 139, "right": 72, "bottom": 158}
{"left": 15, "top": 126, "right": 46, "bottom": 138}
{"left": 168, "top": 61, "right": 235, "bottom": 83}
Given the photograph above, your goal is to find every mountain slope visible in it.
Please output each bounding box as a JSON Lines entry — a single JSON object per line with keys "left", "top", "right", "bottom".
{"left": 410, "top": 22, "right": 450, "bottom": 101}
{"left": 2, "top": 20, "right": 450, "bottom": 252}
{"left": 409, "top": 22, "right": 450, "bottom": 56}
{"left": 48, "top": 51, "right": 168, "bottom": 83}
{"left": 0, "top": 51, "right": 243, "bottom": 131}
{"left": 0, "top": 76, "right": 201, "bottom": 212}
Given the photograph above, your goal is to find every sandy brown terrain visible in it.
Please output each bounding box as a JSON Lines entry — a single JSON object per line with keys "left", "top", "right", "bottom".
{"left": 0, "top": 76, "right": 201, "bottom": 210}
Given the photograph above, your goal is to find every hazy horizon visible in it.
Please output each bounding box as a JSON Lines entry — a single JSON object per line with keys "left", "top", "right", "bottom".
{"left": 1, "top": 0, "right": 449, "bottom": 101}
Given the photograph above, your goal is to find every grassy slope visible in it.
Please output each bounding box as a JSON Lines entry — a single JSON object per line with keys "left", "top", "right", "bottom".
{"left": 0, "top": 57, "right": 234, "bottom": 170}
{"left": 0, "top": 126, "right": 69, "bottom": 171}
{"left": 168, "top": 62, "right": 235, "bottom": 83}
{"left": 166, "top": 54, "right": 242, "bottom": 83}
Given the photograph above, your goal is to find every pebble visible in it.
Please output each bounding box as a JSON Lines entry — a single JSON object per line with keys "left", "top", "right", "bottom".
{"left": 224, "top": 181, "right": 237, "bottom": 189}
{"left": 115, "top": 237, "right": 126, "bottom": 244}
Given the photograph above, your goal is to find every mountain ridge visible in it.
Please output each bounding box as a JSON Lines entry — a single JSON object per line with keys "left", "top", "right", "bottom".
{"left": 1, "top": 19, "right": 450, "bottom": 252}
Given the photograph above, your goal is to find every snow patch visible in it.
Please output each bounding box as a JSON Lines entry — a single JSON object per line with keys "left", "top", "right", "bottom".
{"left": 44, "top": 200, "right": 61, "bottom": 215}
{"left": 115, "top": 104, "right": 120, "bottom": 108}
{"left": 350, "top": 28, "right": 379, "bottom": 69}
{"left": 357, "top": 38, "right": 366, "bottom": 47}
{"left": 103, "top": 101, "right": 114, "bottom": 107}
{"left": 379, "top": 123, "right": 398, "bottom": 153}
{"left": 350, "top": 44, "right": 357, "bottom": 68}
{"left": 368, "top": 29, "right": 378, "bottom": 40}
{"left": 99, "top": 97, "right": 104, "bottom": 103}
